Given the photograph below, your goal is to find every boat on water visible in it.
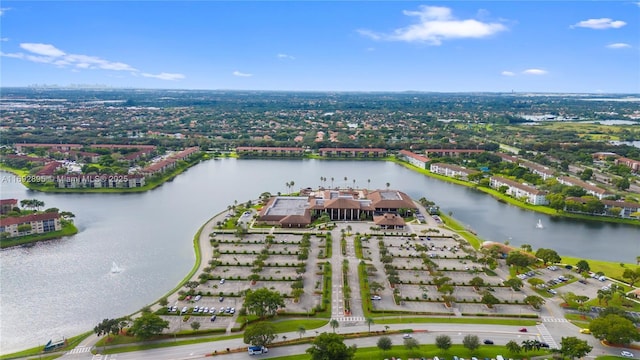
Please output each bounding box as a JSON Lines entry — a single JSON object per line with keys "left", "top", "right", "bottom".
{"left": 110, "top": 261, "right": 122, "bottom": 273}
{"left": 536, "top": 219, "right": 544, "bottom": 229}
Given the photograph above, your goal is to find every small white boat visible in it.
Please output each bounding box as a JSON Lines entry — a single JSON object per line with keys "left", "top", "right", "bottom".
{"left": 111, "top": 261, "right": 122, "bottom": 273}
{"left": 536, "top": 219, "right": 544, "bottom": 229}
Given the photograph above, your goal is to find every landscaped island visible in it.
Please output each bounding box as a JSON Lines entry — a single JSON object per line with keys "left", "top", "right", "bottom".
{"left": 0, "top": 198, "right": 78, "bottom": 248}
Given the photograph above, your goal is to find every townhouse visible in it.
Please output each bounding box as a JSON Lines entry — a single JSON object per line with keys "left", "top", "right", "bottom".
{"left": 430, "top": 163, "right": 480, "bottom": 180}
{"left": 489, "top": 176, "right": 548, "bottom": 205}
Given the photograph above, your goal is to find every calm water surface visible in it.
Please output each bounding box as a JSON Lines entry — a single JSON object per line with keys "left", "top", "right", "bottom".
{"left": 0, "top": 159, "right": 638, "bottom": 353}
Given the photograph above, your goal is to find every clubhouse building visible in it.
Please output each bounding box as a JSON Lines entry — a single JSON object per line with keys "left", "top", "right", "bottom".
{"left": 258, "top": 188, "right": 417, "bottom": 228}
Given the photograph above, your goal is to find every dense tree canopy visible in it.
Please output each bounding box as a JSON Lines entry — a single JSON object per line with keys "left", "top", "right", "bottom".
{"left": 306, "top": 333, "right": 356, "bottom": 360}
{"left": 128, "top": 313, "right": 169, "bottom": 340}
{"left": 243, "top": 288, "right": 285, "bottom": 318}
{"left": 243, "top": 322, "right": 277, "bottom": 347}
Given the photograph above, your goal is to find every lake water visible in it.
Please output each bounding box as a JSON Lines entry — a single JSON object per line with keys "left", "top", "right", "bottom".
{"left": 0, "top": 159, "right": 638, "bottom": 353}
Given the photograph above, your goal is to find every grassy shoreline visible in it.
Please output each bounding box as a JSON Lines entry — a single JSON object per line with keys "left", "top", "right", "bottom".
{"left": 391, "top": 157, "right": 640, "bottom": 227}
{"left": 0, "top": 153, "right": 206, "bottom": 194}
{"left": 0, "top": 220, "right": 78, "bottom": 249}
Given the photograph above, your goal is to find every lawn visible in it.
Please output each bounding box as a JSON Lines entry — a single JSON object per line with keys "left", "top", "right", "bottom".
{"left": 561, "top": 256, "right": 638, "bottom": 281}
{"left": 268, "top": 344, "right": 549, "bottom": 360}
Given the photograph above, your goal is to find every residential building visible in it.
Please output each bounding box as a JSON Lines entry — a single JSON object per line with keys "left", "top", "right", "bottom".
{"left": 424, "top": 149, "right": 484, "bottom": 157}
{"left": 0, "top": 199, "right": 18, "bottom": 214}
{"left": 236, "top": 146, "right": 305, "bottom": 157}
{"left": 430, "top": 163, "right": 479, "bottom": 180}
{"left": 53, "top": 174, "right": 145, "bottom": 189}
{"left": 519, "top": 160, "right": 555, "bottom": 180}
{"left": 0, "top": 212, "right": 62, "bottom": 238}
{"left": 615, "top": 157, "right": 640, "bottom": 172}
{"left": 495, "top": 153, "right": 519, "bottom": 163}
{"left": 489, "top": 176, "right": 548, "bottom": 205}
{"left": 318, "top": 148, "right": 387, "bottom": 158}
{"left": 399, "top": 150, "right": 430, "bottom": 169}
{"left": 557, "top": 176, "right": 611, "bottom": 199}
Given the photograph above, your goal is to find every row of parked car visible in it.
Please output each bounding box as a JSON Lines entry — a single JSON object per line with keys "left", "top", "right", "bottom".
{"left": 167, "top": 305, "right": 236, "bottom": 315}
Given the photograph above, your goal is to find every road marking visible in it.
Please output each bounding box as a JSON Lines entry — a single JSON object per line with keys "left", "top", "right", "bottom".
{"left": 541, "top": 316, "right": 569, "bottom": 323}
{"left": 336, "top": 316, "right": 365, "bottom": 322}
{"left": 536, "top": 324, "right": 559, "bottom": 349}
{"left": 67, "top": 346, "right": 91, "bottom": 354}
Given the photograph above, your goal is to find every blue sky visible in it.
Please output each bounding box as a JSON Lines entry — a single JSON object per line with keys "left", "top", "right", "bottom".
{"left": 1, "top": 1, "right": 638, "bottom": 93}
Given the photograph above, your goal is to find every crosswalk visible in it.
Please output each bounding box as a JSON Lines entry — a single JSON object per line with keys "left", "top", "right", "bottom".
{"left": 67, "top": 346, "right": 91, "bottom": 354}
{"left": 536, "top": 324, "right": 559, "bottom": 349}
{"left": 541, "top": 316, "right": 569, "bottom": 323}
{"left": 335, "top": 316, "right": 365, "bottom": 322}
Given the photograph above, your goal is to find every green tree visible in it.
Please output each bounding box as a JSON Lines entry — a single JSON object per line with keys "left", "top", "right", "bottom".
{"left": 243, "top": 322, "right": 277, "bottom": 347}
{"left": 506, "top": 251, "right": 535, "bottom": 268}
{"left": 559, "top": 336, "right": 593, "bottom": 359}
{"left": 330, "top": 319, "right": 339, "bottom": 333}
{"left": 93, "top": 318, "right": 119, "bottom": 338}
{"left": 298, "top": 326, "right": 306, "bottom": 339}
{"left": 243, "top": 288, "right": 285, "bottom": 319}
{"left": 190, "top": 321, "right": 200, "bottom": 331}
{"left": 622, "top": 267, "right": 640, "bottom": 287}
{"left": 435, "top": 334, "right": 452, "bottom": 351}
{"left": 128, "top": 313, "right": 169, "bottom": 340}
{"left": 159, "top": 297, "right": 169, "bottom": 307}
{"left": 590, "top": 314, "right": 640, "bottom": 345}
{"left": 377, "top": 336, "right": 392, "bottom": 352}
{"left": 535, "top": 248, "right": 561, "bottom": 265}
{"left": 524, "top": 295, "right": 546, "bottom": 310}
{"left": 463, "top": 334, "right": 480, "bottom": 351}
{"left": 575, "top": 260, "right": 590, "bottom": 273}
{"left": 469, "top": 276, "right": 485, "bottom": 290}
{"left": 579, "top": 168, "right": 593, "bottom": 181}
{"left": 366, "top": 317, "right": 374, "bottom": 333}
{"left": 306, "top": 332, "right": 356, "bottom": 360}
{"left": 506, "top": 340, "right": 521, "bottom": 354}
{"left": 504, "top": 278, "right": 523, "bottom": 291}
{"left": 404, "top": 337, "right": 420, "bottom": 350}
{"left": 481, "top": 292, "right": 500, "bottom": 308}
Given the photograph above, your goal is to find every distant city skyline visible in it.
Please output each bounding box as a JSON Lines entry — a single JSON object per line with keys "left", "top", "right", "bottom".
{"left": 1, "top": 1, "right": 639, "bottom": 93}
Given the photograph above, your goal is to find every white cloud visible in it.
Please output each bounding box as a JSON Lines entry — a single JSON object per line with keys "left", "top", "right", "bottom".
{"left": 501, "top": 71, "right": 515, "bottom": 76}
{"left": 0, "top": 7, "right": 11, "bottom": 16}
{"left": 358, "top": 5, "right": 508, "bottom": 45}
{"left": 606, "top": 42, "right": 631, "bottom": 49}
{"left": 523, "top": 68, "right": 547, "bottom": 75}
{"left": 141, "top": 72, "right": 185, "bottom": 81}
{"left": 233, "top": 71, "right": 253, "bottom": 77}
{"left": 20, "top": 43, "right": 66, "bottom": 57}
{"left": 571, "top": 18, "right": 626, "bottom": 29}
{"left": 0, "top": 38, "right": 8, "bottom": 42}
{"left": 277, "top": 53, "right": 295, "bottom": 60}
{"left": 2, "top": 42, "right": 183, "bottom": 80}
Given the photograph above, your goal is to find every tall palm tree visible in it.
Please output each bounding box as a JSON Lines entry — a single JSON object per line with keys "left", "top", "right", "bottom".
{"left": 298, "top": 326, "right": 306, "bottom": 339}
{"left": 329, "top": 319, "right": 339, "bottom": 333}
{"left": 366, "top": 317, "right": 374, "bottom": 333}
{"left": 386, "top": 182, "right": 390, "bottom": 189}
{"left": 367, "top": 178, "right": 371, "bottom": 189}
{"left": 344, "top": 176, "right": 348, "bottom": 188}
{"left": 331, "top": 177, "right": 334, "bottom": 188}
{"left": 290, "top": 180, "right": 295, "bottom": 193}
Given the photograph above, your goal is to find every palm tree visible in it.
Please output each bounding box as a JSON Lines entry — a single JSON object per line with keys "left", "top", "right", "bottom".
{"left": 290, "top": 180, "right": 295, "bottom": 193}
{"left": 366, "top": 317, "right": 374, "bottom": 332}
{"left": 367, "top": 178, "right": 371, "bottom": 189}
{"left": 352, "top": 178, "right": 356, "bottom": 188}
{"left": 386, "top": 182, "right": 390, "bottom": 189}
{"left": 344, "top": 176, "right": 348, "bottom": 188}
{"left": 298, "top": 326, "right": 306, "bottom": 339}
{"left": 329, "top": 319, "right": 339, "bottom": 333}
{"left": 331, "top": 177, "right": 334, "bottom": 188}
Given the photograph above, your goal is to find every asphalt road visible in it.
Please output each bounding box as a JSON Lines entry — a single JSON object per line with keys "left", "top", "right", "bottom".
{"left": 63, "top": 322, "right": 633, "bottom": 360}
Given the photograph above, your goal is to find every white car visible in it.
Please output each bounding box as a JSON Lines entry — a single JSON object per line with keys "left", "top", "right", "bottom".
{"left": 402, "top": 333, "right": 412, "bottom": 339}
{"left": 621, "top": 351, "right": 634, "bottom": 358}
{"left": 220, "top": 279, "right": 225, "bottom": 284}
{"left": 371, "top": 295, "right": 381, "bottom": 300}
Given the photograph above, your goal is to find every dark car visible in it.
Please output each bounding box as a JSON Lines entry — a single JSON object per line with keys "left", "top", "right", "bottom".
{"left": 519, "top": 327, "right": 528, "bottom": 332}
{"left": 540, "top": 342, "right": 550, "bottom": 348}
{"left": 483, "top": 339, "right": 494, "bottom": 345}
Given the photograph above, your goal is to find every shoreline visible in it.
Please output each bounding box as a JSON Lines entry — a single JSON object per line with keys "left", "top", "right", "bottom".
{"left": 0, "top": 221, "right": 78, "bottom": 249}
